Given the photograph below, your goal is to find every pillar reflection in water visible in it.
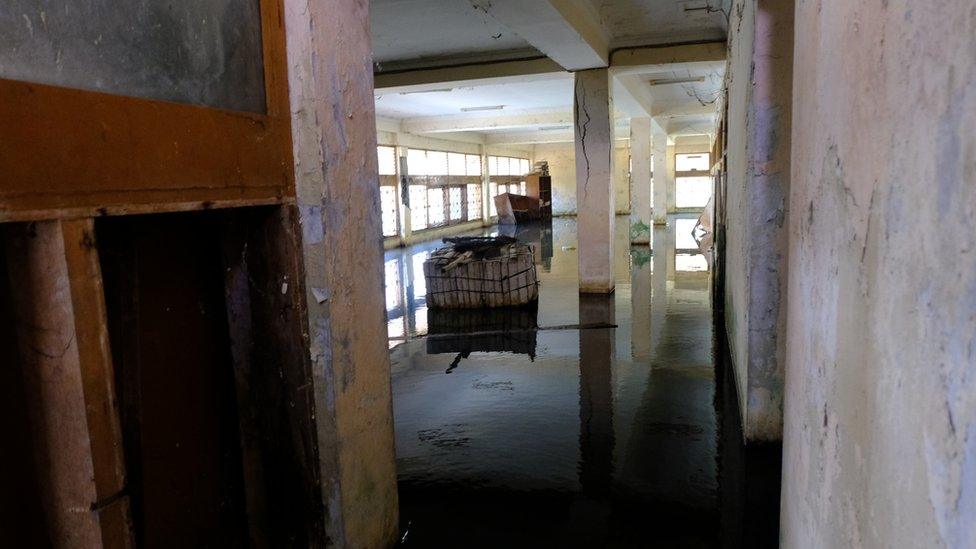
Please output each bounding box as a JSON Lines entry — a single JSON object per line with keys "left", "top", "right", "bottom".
{"left": 578, "top": 294, "right": 615, "bottom": 497}
{"left": 651, "top": 224, "right": 673, "bottom": 353}
{"left": 631, "top": 246, "right": 652, "bottom": 362}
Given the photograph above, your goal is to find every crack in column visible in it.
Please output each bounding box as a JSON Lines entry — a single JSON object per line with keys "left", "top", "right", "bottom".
{"left": 575, "top": 77, "right": 592, "bottom": 193}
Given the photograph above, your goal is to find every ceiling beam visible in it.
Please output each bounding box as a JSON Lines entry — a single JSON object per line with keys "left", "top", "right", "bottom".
{"left": 401, "top": 110, "right": 574, "bottom": 134}
{"left": 467, "top": 0, "right": 609, "bottom": 70}
{"left": 374, "top": 57, "right": 565, "bottom": 90}
{"left": 612, "top": 73, "right": 655, "bottom": 118}
{"left": 610, "top": 41, "right": 727, "bottom": 70}
{"left": 487, "top": 130, "right": 630, "bottom": 145}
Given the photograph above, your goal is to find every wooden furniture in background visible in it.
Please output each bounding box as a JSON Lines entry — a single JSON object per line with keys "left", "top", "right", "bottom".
{"left": 525, "top": 175, "right": 553, "bottom": 219}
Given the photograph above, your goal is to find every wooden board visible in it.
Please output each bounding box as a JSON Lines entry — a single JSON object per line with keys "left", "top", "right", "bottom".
{"left": 2, "top": 219, "right": 130, "bottom": 547}
{"left": 0, "top": 0, "right": 293, "bottom": 222}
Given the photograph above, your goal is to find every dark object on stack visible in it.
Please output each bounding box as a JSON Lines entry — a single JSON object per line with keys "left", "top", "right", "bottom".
{"left": 442, "top": 236, "right": 517, "bottom": 258}
{"left": 494, "top": 193, "right": 541, "bottom": 225}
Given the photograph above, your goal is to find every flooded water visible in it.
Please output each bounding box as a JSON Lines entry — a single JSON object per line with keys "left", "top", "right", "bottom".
{"left": 384, "top": 217, "right": 781, "bottom": 548}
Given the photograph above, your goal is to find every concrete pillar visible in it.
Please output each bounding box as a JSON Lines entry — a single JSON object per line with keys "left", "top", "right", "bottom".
{"left": 481, "top": 145, "right": 492, "bottom": 223}
{"left": 629, "top": 117, "right": 652, "bottom": 244}
{"left": 397, "top": 146, "right": 412, "bottom": 242}
{"left": 652, "top": 119, "right": 670, "bottom": 225}
{"left": 574, "top": 69, "right": 615, "bottom": 293}
{"left": 284, "top": 0, "right": 399, "bottom": 546}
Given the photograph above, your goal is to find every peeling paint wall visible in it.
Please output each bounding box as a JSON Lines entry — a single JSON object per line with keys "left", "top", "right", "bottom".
{"left": 534, "top": 142, "right": 631, "bottom": 216}
{"left": 723, "top": 0, "right": 793, "bottom": 442}
{"left": 284, "top": 0, "right": 399, "bottom": 545}
{"left": 782, "top": 0, "right": 976, "bottom": 546}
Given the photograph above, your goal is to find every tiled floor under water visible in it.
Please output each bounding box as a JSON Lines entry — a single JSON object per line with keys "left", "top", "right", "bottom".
{"left": 385, "top": 216, "right": 781, "bottom": 548}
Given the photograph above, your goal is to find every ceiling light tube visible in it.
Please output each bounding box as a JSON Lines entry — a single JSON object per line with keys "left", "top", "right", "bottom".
{"left": 460, "top": 105, "right": 506, "bottom": 112}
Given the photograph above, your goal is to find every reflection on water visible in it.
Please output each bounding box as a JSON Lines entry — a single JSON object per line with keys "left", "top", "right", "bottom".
{"left": 384, "top": 215, "right": 780, "bottom": 548}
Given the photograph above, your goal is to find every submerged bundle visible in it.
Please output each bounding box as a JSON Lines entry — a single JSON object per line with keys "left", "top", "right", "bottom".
{"left": 424, "top": 236, "right": 539, "bottom": 309}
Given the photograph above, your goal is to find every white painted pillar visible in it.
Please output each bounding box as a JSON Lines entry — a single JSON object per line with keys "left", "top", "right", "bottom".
{"left": 652, "top": 119, "right": 670, "bottom": 225}
{"left": 574, "top": 69, "right": 615, "bottom": 293}
{"left": 481, "top": 144, "right": 492, "bottom": 224}
{"left": 629, "top": 117, "right": 652, "bottom": 244}
{"left": 651, "top": 225, "right": 670, "bottom": 351}
{"left": 396, "top": 145, "right": 412, "bottom": 243}
{"left": 284, "top": 0, "right": 399, "bottom": 545}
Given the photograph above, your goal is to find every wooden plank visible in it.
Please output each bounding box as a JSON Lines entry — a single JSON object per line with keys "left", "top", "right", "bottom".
{"left": 60, "top": 219, "right": 131, "bottom": 548}
{"left": 3, "top": 220, "right": 131, "bottom": 548}
{"left": 218, "top": 205, "right": 326, "bottom": 546}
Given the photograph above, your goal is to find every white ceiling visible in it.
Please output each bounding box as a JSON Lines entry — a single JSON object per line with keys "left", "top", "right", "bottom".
{"left": 370, "top": 0, "right": 730, "bottom": 71}
{"left": 375, "top": 63, "right": 724, "bottom": 142}
{"left": 374, "top": 73, "right": 575, "bottom": 119}
{"left": 371, "top": 0, "right": 728, "bottom": 143}
{"left": 371, "top": 0, "right": 539, "bottom": 71}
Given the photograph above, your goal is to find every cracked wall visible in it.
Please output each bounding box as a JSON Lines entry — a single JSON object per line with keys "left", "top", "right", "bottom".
{"left": 723, "top": 0, "right": 793, "bottom": 442}
{"left": 782, "top": 0, "right": 976, "bottom": 546}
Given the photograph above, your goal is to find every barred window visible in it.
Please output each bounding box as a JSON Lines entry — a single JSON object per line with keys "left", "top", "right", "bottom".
{"left": 404, "top": 148, "right": 484, "bottom": 230}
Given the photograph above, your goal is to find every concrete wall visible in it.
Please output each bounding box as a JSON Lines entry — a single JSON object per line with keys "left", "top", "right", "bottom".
{"left": 723, "top": 0, "right": 793, "bottom": 442}
{"left": 534, "top": 142, "right": 631, "bottom": 216}
{"left": 782, "top": 0, "right": 976, "bottom": 546}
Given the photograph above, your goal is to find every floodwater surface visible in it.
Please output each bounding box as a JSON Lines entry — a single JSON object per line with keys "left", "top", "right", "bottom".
{"left": 384, "top": 217, "right": 780, "bottom": 548}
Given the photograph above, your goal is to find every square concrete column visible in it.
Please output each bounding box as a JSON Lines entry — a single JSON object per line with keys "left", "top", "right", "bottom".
{"left": 629, "top": 117, "right": 652, "bottom": 244}
{"left": 285, "top": 0, "right": 398, "bottom": 546}
{"left": 574, "top": 69, "right": 615, "bottom": 293}
{"left": 652, "top": 119, "right": 670, "bottom": 225}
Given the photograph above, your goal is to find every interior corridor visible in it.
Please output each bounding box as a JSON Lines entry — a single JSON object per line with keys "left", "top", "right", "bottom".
{"left": 1, "top": 0, "right": 973, "bottom": 547}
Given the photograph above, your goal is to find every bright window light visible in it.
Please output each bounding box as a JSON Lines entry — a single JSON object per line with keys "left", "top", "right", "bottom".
{"left": 676, "top": 153, "right": 710, "bottom": 172}
{"left": 676, "top": 176, "right": 712, "bottom": 208}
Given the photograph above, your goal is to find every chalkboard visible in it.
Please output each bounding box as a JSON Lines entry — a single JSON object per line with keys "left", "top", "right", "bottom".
{"left": 0, "top": 0, "right": 266, "bottom": 113}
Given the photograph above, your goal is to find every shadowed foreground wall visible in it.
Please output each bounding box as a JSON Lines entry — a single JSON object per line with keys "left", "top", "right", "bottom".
{"left": 782, "top": 0, "right": 976, "bottom": 546}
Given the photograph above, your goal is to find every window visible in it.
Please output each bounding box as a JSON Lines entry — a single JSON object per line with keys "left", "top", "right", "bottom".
{"left": 675, "top": 152, "right": 712, "bottom": 209}
{"left": 377, "top": 146, "right": 397, "bottom": 175}
{"left": 676, "top": 153, "right": 710, "bottom": 172}
{"left": 409, "top": 185, "right": 428, "bottom": 230}
{"left": 675, "top": 176, "right": 712, "bottom": 208}
{"left": 405, "top": 149, "right": 483, "bottom": 230}
{"left": 487, "top": 155, "right": 530, "bottom": 217}
{"left": 377, "top": 146, "right": 399, "bottom": 237}
{"left": 466, "top": 184, "right": 482, "bottom": 221}
{"left": 379, "top": 186, "right": 398, "bottom": 237}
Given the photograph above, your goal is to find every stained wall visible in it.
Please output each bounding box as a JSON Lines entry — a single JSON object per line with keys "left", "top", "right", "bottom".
{"left": 782, "top": 0, "right": 976, "bottom": 545}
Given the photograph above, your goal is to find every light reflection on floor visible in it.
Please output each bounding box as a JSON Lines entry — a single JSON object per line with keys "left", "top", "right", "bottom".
{"left": 382, "top": 215, "right": 780, "bottom": 548}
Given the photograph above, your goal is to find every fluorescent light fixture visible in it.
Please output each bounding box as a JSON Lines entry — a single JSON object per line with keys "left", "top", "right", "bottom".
{"left": 647, "top": 76, "right": 706, "bottom": 86}
{"left": 398, "top": 88, "right": 454, "bottom": 95}
{"left": 460, "top": 105, "right": 506, "bottom": 112}
{"left": 539, "top": 125, "right": 572, "bottom": 131}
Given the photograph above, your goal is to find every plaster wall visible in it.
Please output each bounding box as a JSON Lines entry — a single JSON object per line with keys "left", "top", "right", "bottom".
{"left": 723, "top": 0, "right": 793, "bottom": 442}
{"left": 285, "top": 0, "right": 399, "bottom": 544}
{"left": 534, "top": 142, "right": 631, "bottom": 216}
{"left": 781, "top": 0, "right": 976, "bottom": 546}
